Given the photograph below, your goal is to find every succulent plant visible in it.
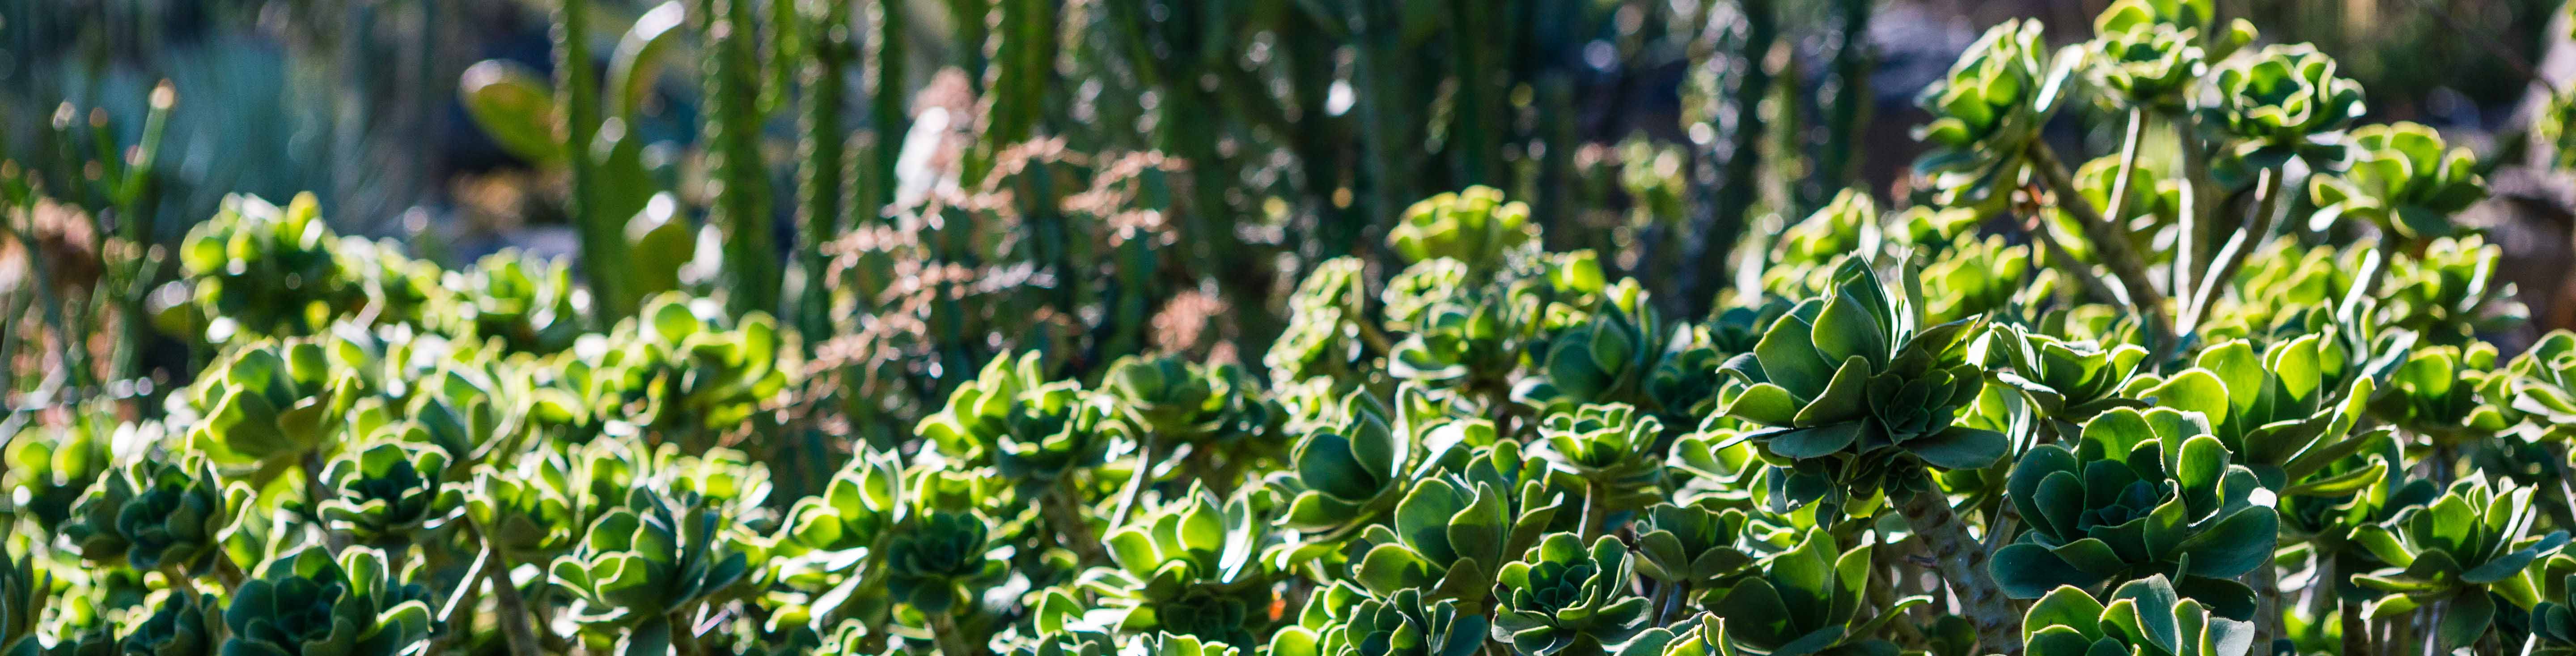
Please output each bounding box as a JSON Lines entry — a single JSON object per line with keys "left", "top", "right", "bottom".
{"left": 2509, "top": 330, "right": 2576, "bottom": 442}
{"left": 549, "top": 489, "right": 753, "bottom": 634}
{"left": 2132, "top": 335, "right": 2375, "bottom": 490}
{"left": 1707, "top": 528, "right": 1919, "bottom": 656}
{"left": 1309, "top": 589, "right": 1487, "bottom": 656}
{"left": 1764, "top": 192, "right": 1878, "bottom": 296}
{"left": 1390, "top": 296, "right": 1529, "bottom": 395}
{"left": 465, "top": 447, "right": 584, "bottom": 562}
{"left": 2019, "top": 575, "right": 2254, "bottom": 656}
{"left": 2523, "top": 574, "right": 2576, "bottom": 655}
{"left": 1348, "top": 472, "right": 1518, "bottom": 604}
{"left": 0, "top": 548, "right": 45, "bottom": 655}
{"left": 177, "top": 337, "right": 364, "bottom": 467}
{"left": 1717, "top": 258, "right": 2006, "bottom": 498}
{"left": 223, "top": 546, "right": 436, "bottom": 656}
{"left": 881, "top": 511, "right": 1004, "bottom": 616}
{"left": 2088, "top": 17, "right": 2203, "bottom": 110}
{"left": 1272, "top": 388, "right": 1428, "bottom": 543}
{"left": 2367, "top": 342, "right": 2511, "bottom": 446}
{"left": 1103, "top": 355, "right": 1222, "bottom": 439}
{"left": 774, "top": 447, "right": 903, "bottom": 573}
{"left": 1985, "top": 323, "right": 2150, "bottom": 426}
{"left": 1267, "top": 258, "right": 1370, "bottom": 385}
{"left": 2198, "top": 44, "right": 2365, "bottom": 176}
{"left": 1088, "top": 487, "right": 1273, "bottom": 644}
{"left": 2379, "top": 236, "right": 2523, "bottom": 346}
{"left": 1919, "top": 234, "right": 2034, "bottom": 326}
{"left": 1631, "top": 503, "right": 1762, "bottom": 591}
{"left": 1387, "top": 186, "right": 1539, "bottom": 275}
{"left": 2307, "top": 123, "right": 2485, "bottom": 240}
{"left": 1383, "top": 259, "right": 1474, "bottom": 333}
{"left": 560, "top": 295, "right": 785, "bottom": 450}
{"left": 61, "top": 457, "right": 244, "bottom": 575}
{"left": 172, "top": 192, "right": 356, "bottom": 343}
{"left": 1536, "top": 404, "right": 1665, "bottom": 510}
{"left": 123, "top": 591, "right": 223, "bottom": 656}
{"left": 1913, "top": 19, "right": 2072, "bottom": 209}
{"left": 916, "top": 351, "right": 1117, "bottom": 491}
{"left": 1993, "top": 408, "right": 2279, "bottom": 608}
{"left": 433, "top": 250, "right": 584, "bottom": 354}
{"left": 2348, "top": 477, "right": 2568, "bottom": 651}
{"left": 317, "top": 440, "right": 465, "bottom": 546}
{"left": 1513, "top": 290, "right": 1666, "bottom": 416}
{"left": 1490, "top": 533, "right": 1652, "bottom": 655}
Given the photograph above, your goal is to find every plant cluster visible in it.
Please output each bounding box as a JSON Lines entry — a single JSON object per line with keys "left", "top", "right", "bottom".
{"left": 3, "top": 1, "right": 2572, "bottom": 656}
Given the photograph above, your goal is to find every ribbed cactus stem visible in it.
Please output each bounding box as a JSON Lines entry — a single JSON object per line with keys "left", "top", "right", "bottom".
{"left": 702, "top": 0, "right": 778, "bottom": 317}
{"left": 861, "top": 0, "right": 907, "bottom": 220}
{"left": 1897, "top": 485, "right": 2020, "bottom": 656}
{"left": 798, "top": 0, "right": 852, "bottom": 341}
{"left": 559, "top": 0, "right": 634, "bottom": 319}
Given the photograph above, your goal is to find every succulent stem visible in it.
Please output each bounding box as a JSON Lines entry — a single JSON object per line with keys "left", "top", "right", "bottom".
{"left": 1895, "top": 484, "right": 2019, "bottom": 656}
{"left": 2181, "top": 166, "right": 2283, "bottom": 336}
{"left": 2025, "top": 137, "right": 2174, "bottom": 356}
{"left": 485, "top": 545, "right": 543, "bottom": 656}
{"left": 1579, "top": 480, "right": 1610, "bottom": 542}
{"left": 926, "top": 610, "right": 977, "bottom": 656}
{"left": 1040, "top": 481, "right": 1106, "bottom": 564}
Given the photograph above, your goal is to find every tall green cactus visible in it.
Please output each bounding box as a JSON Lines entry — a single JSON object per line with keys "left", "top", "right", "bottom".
{"left": 557, "top": 0, "right": 631, "bottom": 319}
{"left": 703, "top": 0, "right": 778, "bottom": 317}
{"left": 798, "top": 0, "right": 854, "bottom": 342}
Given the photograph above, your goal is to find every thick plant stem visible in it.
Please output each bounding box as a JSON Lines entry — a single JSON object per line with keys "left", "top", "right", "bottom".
{"left": 926, "top": 611, "right": 976, "bottom": 656}
{"left": 1897, "top": 486, "right": 2019, "bottom": 656}
{"left": 1580, "top": 481, "right": 1611, "bottom": 542}
{"left": 1040, "top": 482, "right": 1106, "bottom": 563}
{"left": 2250, "top": 546, "right": 2282, "bottom": 648}
{"left": 2027, "top": 138, "right": 2172, "bottom": 356}
{"left": 2182, "top": 167, "right": 2283, "bottom": 335}
{"left": 486, "top": 546, "right": 543, "bottom": 656}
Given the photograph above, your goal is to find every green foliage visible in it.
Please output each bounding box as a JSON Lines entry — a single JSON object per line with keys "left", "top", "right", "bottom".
{"left": 1718, "top": 258, "right": 2004, "bottom": 499}
{"left": 1993, "top": 408, "right": 2277, "bottom": 607}
{"left": 2019, "top": 575, "right": 2252, "bottom": 656}
{"left": 2348, "top": 478, "right": 2566, "bottom": 651}
{"left": 8, "top": 4, "right": 2572, "bottom": 656}
{"left": 1705, "top": 528, "right": 1915, "bottom": 656}
{"left": 2307, "top": 123, "right": 2486, "bottom": 240}
{"left": 1491, "top": 533, "right": 1650, "bottom": 655}
{"left": 2198, "top": 44, "right": 2365, "bottom": 178}
{"left": 224, "top": 547, "right": 435, "bottom": 656}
